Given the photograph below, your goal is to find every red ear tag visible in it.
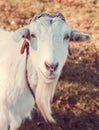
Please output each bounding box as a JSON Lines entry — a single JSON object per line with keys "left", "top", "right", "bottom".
{"left": 20, "top": 40, "right": 27, "bottom": 54}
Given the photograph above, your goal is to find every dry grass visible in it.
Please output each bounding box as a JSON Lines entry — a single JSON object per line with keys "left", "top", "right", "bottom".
{"left": 0, "top": 0, "right": 99, "bottom": 130}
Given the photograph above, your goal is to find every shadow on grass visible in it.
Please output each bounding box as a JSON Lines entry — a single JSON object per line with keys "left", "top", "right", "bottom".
{"left": 19, "top": 108, "right": 99, "bottom": 130}
{"left": 55, "top": 110, "right": 99, "bottom": 130}
{"left": 60, "top": 59, "right": 99, "bottom": 86}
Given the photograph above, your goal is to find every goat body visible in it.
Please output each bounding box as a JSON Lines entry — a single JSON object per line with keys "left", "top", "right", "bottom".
{"left": 0, "top": 29, "right": 35, "bottom": 130}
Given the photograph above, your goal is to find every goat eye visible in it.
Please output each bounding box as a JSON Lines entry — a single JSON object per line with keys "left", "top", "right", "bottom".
{"left": 31, "top": 34, "right": 36, "bottom": 38}
{"left": 64, "top": 35, "right": 70, "bottom": 40}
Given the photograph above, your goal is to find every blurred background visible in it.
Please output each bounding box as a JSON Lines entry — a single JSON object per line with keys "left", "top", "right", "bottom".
{"left": 0, "top": 0, "right": 99, "bottom": 130}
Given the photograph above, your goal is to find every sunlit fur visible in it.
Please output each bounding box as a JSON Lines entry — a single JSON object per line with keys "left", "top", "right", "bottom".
{"left": 0, "top": 13, "right": 90, "bottom": 130}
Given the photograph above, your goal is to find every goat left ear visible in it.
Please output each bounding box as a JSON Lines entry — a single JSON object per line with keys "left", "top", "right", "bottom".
{"left": 70, "top": 30, "right": 90, "bottom": 42}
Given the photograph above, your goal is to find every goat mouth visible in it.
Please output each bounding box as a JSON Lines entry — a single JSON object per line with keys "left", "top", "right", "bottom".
{"left": 39, "top": 69, "right": 56, "bottom": 80}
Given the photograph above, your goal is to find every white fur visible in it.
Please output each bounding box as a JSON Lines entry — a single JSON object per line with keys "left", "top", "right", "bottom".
{"left": 0, "top": 13, "right": 90, "bottom": 130}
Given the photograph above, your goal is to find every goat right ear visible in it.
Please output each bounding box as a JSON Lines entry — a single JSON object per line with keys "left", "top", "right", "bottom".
{"left": 13, "top": 28, "right": 30, "bottom": 42}
{"left": 13, "top": 28, "right": 30, "bottom": 54}
{"left": 20, "top": 28, "right": 30, "bottom": 54}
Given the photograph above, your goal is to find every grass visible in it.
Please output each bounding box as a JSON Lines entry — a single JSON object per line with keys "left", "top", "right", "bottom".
{"left": 0, "top": 0, "right": 99, "bottom": 130}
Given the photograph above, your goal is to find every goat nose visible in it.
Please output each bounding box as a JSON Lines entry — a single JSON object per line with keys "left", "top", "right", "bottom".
{"left": 45, "top": 61, "right": 59, "bottom": 73}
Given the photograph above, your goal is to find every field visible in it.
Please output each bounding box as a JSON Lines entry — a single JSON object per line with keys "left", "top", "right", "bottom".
{"left": 0, "top": 0, "right": 99, "bottom": 130}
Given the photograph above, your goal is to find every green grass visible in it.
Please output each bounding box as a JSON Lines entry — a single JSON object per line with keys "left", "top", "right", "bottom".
{"left": 0, "top": 0, "right": 99, "bottom": 130}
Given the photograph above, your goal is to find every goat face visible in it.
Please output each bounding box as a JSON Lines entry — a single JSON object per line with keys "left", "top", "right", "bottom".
{"left": 14, "top": 13, "right": 90, "bottom": 123}
{"left": 29, "top": 18, "right": 70, "bottom": 83}
{"left": 28, "top": 13, "right": 90, "bottom": 83}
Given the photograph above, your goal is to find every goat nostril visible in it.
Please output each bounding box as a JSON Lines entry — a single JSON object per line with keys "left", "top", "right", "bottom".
{"left": 45, "top": 62, "right": 49, "bottom": 70}
{"left": 45, "top": 62, "right": 59, "bottom": 72}
{"left": 54, "top": 63, "right": 59, "bottom": 71}
{"left": 45, "top": 62, "right": 51, "bottom": 71}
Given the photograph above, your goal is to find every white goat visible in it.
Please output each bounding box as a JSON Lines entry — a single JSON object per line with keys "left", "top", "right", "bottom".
{"left": 0, "top": 13, "right": 90, "bottom": 130}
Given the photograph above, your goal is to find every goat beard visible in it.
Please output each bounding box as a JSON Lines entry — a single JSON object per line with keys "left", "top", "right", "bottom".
{"left": 35, "top": 75, "right": 58, "bottom": 123}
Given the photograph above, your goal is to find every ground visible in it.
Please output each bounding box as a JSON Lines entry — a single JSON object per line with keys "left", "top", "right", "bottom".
{"left": 0, "top": 0, "right": 99, "bottom": 130}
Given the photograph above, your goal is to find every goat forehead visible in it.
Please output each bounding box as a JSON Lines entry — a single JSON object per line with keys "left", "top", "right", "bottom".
{"left": 37, "top": 17, "right": 67, "bottom": 29}
{"left": 30, "top": 18, "right": 70, "bottom": 38}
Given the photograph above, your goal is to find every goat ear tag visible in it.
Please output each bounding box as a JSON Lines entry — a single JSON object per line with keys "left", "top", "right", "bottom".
{"left": 68, "top": 46, "right": 72, "bottom": 56}
{"left": 20, "top": 40, "right": 27, "bottom": 54}
{"left": 68, "top": 46, "right": 74, "bottom": 59}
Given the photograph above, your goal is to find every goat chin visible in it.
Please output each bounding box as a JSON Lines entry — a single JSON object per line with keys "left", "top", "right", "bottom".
{"left": 35, "top": 75, "right": 58, "bottom": 123}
